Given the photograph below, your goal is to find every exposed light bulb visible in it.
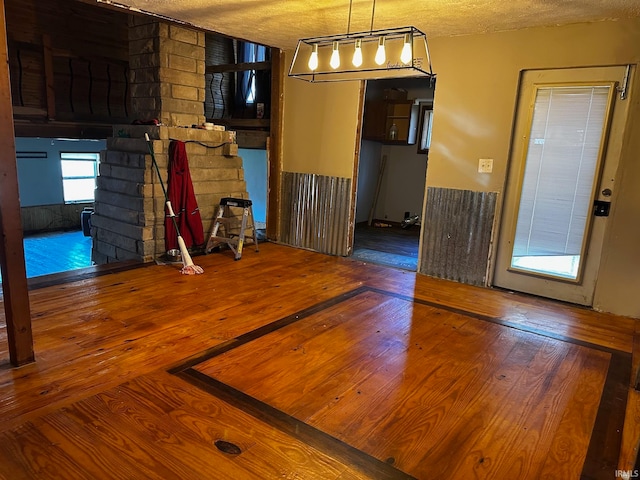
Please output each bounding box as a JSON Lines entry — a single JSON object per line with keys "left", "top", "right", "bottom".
{"left": 400, "top": 34, "right": 412, "bottom": 65}
{"left": 330, "top": 41, "right": 340, "bottom": 69}
{"left": 308, "top": 44, "right": 319, "bottom": 70}
{"left": 352, "top": 39, "right": 363, "bottom": 67}
{"left": 374, "top": 37, "right": 386, "bottom": 66}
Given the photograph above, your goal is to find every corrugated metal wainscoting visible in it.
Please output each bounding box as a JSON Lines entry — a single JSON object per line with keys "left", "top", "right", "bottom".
{"left": 280, "top": 172, "right": 352, "bottom": 256}
{"left": 420, "top": 187, "right": 498, "bottom": 286}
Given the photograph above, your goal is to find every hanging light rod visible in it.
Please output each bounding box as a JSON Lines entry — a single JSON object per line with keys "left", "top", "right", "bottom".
{"left": 289, "top": 26, "right": 434, "bottom": 82}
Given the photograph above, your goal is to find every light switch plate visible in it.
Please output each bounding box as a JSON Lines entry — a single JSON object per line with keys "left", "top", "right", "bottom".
{"left": 478, "top": 158, "right": 493, "bottom": 173}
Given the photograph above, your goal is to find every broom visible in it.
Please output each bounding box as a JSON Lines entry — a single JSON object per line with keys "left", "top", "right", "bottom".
{"left": 145, "top": 133, "right": 204, "bottom": 275}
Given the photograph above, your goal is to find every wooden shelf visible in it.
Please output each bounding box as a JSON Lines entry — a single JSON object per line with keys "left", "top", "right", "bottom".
{"left": 362, "top": 100, "right": 417, "bottom": 144}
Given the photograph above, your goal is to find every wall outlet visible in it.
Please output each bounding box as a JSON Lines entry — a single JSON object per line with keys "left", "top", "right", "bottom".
{"left": 478, "top": 158, "right": 493, "bottom": 173}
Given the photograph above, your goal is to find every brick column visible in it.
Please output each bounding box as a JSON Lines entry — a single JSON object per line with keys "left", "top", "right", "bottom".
{"left": 91, "top": 17, "right": 248, "bottom": 264}
{"left": 92, "top": 125, "right": 247, "bottom": 265}
{"left": 128, "top": 17, "right": 206, "bottom": 127}
{"left": 91, "top": 20, "right": 248, "bottom": 266}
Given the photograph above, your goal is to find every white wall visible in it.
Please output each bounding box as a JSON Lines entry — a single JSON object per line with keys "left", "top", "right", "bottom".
{"left": 15, "top": 137, "right": 105, "bottom": 207}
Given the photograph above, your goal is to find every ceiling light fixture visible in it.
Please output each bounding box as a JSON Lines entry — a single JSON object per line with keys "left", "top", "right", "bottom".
{"left": 374, "top": 36, "right": 386, "bottom": 65}
{"left": 308, "top": 44, "right": 319, "bottom": 70}
{"left": 352, "top": 39, "right": 363, "bottom": 67}
{"left": 330, "top": 41, "right": 341, "bottom": 69}
{"left": 400, "top": 33, "right": 412, "bottom": 64}
{"left": 289, "top": 0, "right": 434, "bottom": 82}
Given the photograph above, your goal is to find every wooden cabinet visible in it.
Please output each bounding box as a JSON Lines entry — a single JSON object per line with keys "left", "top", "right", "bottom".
{"left": 362, "top": 100, "right": 417, "bottom": 144}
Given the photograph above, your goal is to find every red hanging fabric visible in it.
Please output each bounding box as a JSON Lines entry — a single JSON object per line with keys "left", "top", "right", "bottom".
{"left": 165, "top": 140, "right": 204, "bottom": 251}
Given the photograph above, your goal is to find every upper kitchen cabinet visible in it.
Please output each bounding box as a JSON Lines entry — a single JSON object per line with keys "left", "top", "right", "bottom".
{"left": 362, "top": 98, "right": 418, "bottom": 145}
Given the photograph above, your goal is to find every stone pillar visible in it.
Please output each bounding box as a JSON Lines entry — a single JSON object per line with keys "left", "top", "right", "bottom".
{"left": 128, "top": 17, "right": 206, "bottom": 127}
{"left": 92, "top": 125, "right": 247, "bottom": 265}
{"left": 91, "top": 20, "right": 247, "bottom": 265}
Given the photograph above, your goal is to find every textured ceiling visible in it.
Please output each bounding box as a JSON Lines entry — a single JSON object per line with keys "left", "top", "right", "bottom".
{"left": 98, "top": 0, "right": 640, "bottom": 49}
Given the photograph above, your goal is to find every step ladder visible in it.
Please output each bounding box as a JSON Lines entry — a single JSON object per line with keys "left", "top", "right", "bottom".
{"left": 205, "top": 197, "right": 259, "bottom": 260}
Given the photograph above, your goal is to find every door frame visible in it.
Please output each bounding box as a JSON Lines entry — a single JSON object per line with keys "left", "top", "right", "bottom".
{"left": 491, "top": 66, "right": 631, "bottom": 306}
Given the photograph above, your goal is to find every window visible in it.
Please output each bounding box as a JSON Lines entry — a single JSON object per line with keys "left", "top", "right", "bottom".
{"left": 417, "top": 103, "right": 433, "bottom": 154}
{"left": 240, "top": 42, "right": 267, "bottom": 104}
{"left": 60, "top": 152, "right": 99, "bottom": 203}
{"left": 510, "top": 85, "right": 611, "bottom": 280}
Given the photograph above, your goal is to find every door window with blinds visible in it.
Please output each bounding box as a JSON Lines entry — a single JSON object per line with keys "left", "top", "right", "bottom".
{"left": 509, "top": 84, "right": 613, "bottom": 281}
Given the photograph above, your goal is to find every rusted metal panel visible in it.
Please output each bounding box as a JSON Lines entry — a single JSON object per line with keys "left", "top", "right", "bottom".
{"left": 280, "top": 172, "right": 351, "bottom": 256}
{"left": 420, "top": 187, "right": 497, "bottom": 286}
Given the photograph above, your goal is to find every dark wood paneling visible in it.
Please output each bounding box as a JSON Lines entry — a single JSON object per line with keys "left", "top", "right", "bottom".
{"left": 204, "top": 34, "right": 235, "bottom": 120}
{"left": 21, "top": 203, "right": 92, "bottom": 234}
{"left": 5, "top": 0, "right": 129, "bottom": 60}
{"left": 5, "top": 0, "right": 131, "bottom": 130}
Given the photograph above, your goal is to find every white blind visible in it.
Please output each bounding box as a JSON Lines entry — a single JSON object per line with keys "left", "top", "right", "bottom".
{"left": 513, "top": 86, "right": 610, "bottom": 257}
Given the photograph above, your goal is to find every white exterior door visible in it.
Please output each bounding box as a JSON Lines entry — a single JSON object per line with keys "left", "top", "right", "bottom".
{"left": 493, "top": 66, "right": 632, "bottom": 305}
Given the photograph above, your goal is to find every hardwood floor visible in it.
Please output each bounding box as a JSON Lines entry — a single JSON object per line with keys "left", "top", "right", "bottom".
{"left": 352, "top": 223, "right": 419, "bottom": 271}
{"left": 0, "top": 242, "right": 637, "bottom": 479}
{"left": 0, "top": 230, "right": 93, "bottom": 282}
{"left": 353, "top": 223, "right": 420, "bottom": 258}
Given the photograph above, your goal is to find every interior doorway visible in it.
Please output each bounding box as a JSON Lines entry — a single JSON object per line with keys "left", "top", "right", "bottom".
{"left": 353, "top": 77, "right": 435, "bottom": 271}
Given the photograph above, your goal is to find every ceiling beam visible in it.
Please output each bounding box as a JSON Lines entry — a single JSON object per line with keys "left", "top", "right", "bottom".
{"left": 205, "top": 61, "right": 271, "bottom": 74}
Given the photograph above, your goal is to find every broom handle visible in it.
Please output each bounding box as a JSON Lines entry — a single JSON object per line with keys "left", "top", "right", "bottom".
{"left": 144, "top": 134, "right": 201, "bottom": 274}
{"left": 144, "top": 134, "right": 182, "bottom": 235}
{"left": 145, "top": 134, "right": 167, "bottom": 198}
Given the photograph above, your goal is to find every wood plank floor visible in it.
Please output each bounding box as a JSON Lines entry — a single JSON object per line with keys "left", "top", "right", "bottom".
{"left": 0, "top": 242, "right": 637, "bottom": 479}
{"left": 353, "top": 223, "right": 420, "bottom": 258}
{"left": 352, "top": 223, "right": 419, "bottom": 271}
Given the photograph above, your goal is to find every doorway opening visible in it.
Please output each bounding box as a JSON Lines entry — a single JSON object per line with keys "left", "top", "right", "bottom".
{"left": 12, "top": 137, "right": 104, "bottom": 280}
{"left": 353, "top": 77, "right": 435, "bottom": 271}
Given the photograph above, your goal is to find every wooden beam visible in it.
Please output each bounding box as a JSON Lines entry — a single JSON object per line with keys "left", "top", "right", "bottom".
{"left": 348, "top": 81, "right": 366, "bottom": 250}
{"left": 41, "top": 34, "right": 56, "bottom": 120}
{"left": 267, "top": 49, "right": 284, "bottom": 242}
{"left": 215, "top": 118, "right": 270, "bottom": 129}
{"left": 0, "top": 0, "right": 34, "bottom": 367}
{"left": 205, "top": 61, "right": 271, "bottom": 74}
{"left": 11, "top": 106, "right": 48, "bottom": 117}
{"left": 13, "top": 119, "right": 114, "bottom": 139}
{"left": 235, "top": 130, "right": 269, "bottom": 150}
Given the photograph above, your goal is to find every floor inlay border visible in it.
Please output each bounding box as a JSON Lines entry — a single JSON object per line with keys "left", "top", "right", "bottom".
{"left": 170, "top": 285, "right": 630, "bottom": 479}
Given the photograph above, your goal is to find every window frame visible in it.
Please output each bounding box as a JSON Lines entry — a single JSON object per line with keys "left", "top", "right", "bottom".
{"left": 417, "top": 102, "right": 433, "bottom": 154}
{"left": 60, "top": 151, "right": 100, "bottom": 204}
